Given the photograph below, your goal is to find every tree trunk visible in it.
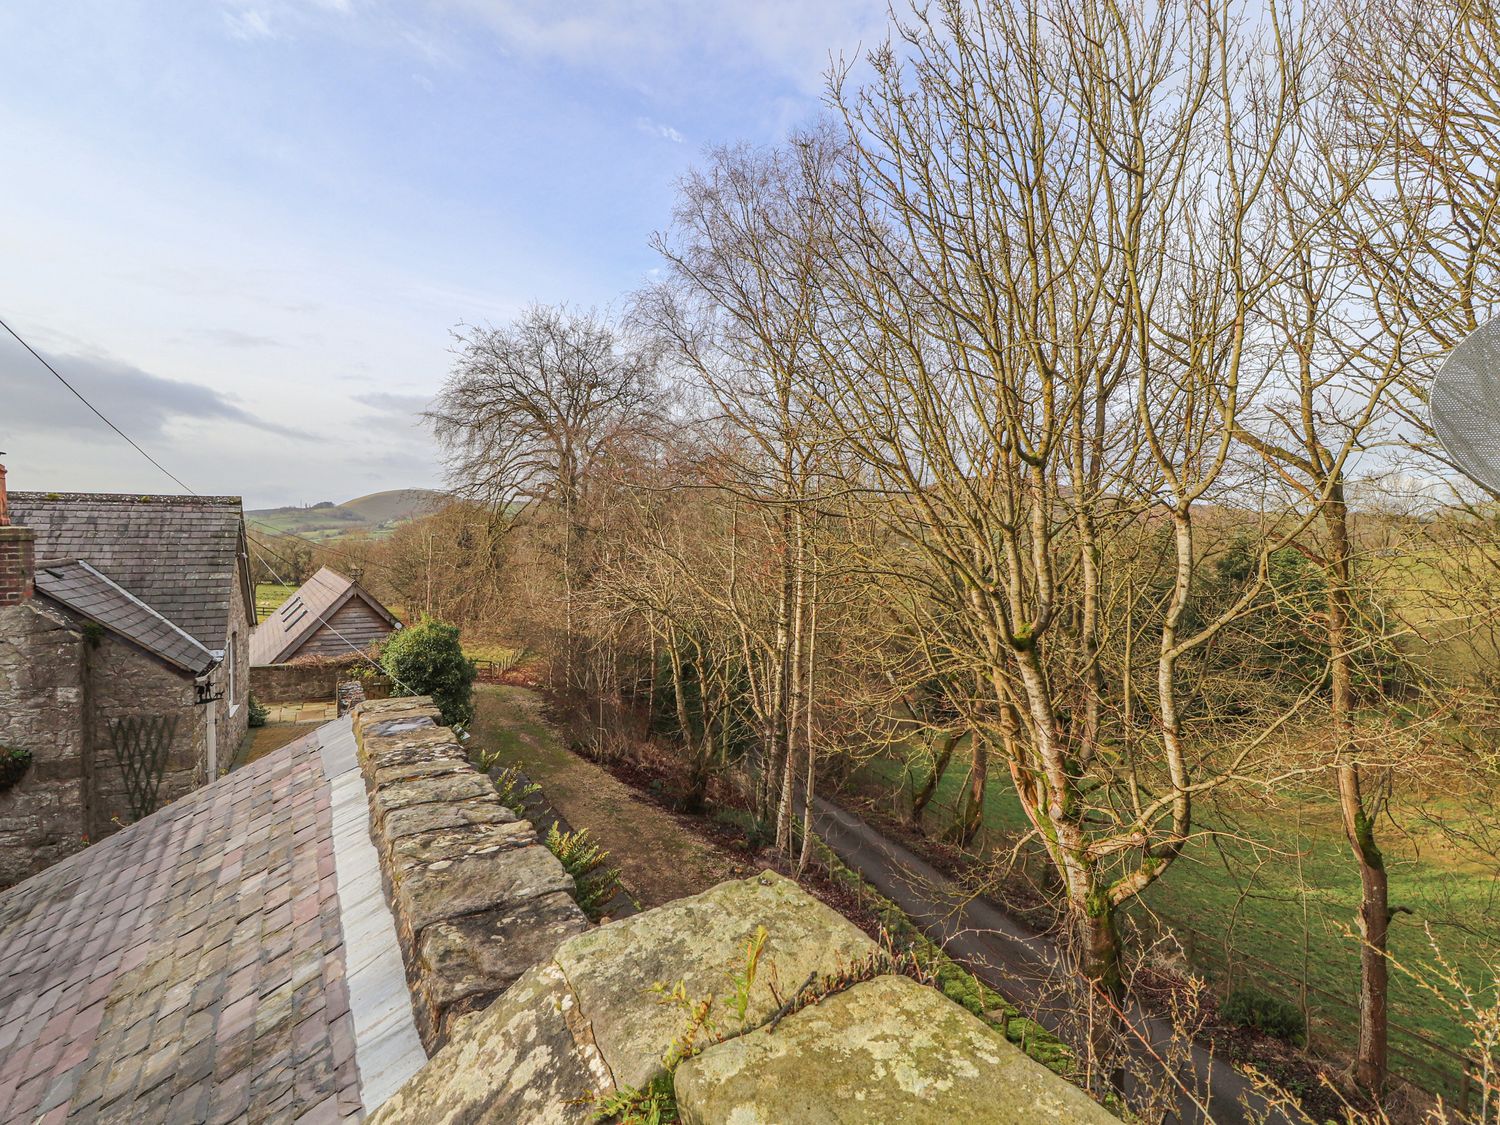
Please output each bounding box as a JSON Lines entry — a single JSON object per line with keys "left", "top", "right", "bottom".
{"left": 954, "top": 735, "right": 987, "bottom": 848}
{"left": 1340, "top": 763, "right": 1391, "bottom": 1095}
{"left": 911, "top": 733, "right": 958, "bottom": 829}
{"left": 796, "top": 558, "right": 819, "bottom": 876}
{"left": 1327, "top": 491, "right": 1390, "bottom": 1097}
{"left": 1077, "top": 893, "right": 1126, "bottom": 1094}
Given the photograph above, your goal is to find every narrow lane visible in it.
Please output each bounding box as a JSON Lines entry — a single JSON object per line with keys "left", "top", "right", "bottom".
{"left": 811, "top": 798, "right": 1290, "bottom": 1125}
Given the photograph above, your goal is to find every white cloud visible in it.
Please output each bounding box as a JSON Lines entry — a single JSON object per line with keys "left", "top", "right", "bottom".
{"left": 219, "top": 0, "right": 354, "bottom": 44}
{"left": 635, "top": 116, "right": 685, "bottom": 143}
{"left": 223, "top": 8, "right": 276, "bottom": 41}
{"left": 444, "top": 0, "right": 887, "bottom": 96}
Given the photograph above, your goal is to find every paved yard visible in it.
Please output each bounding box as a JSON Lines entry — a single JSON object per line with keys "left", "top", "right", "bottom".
{"left": 264, "top": 702, "right": 338, "bottom": 724}
{"left": 468, "top": 685, "right": 747, "bottom": 909}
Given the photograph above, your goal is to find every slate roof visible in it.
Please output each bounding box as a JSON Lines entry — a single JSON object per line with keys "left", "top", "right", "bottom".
{"left": 0, "top": 718, "right": 424, "bottom": 1123}
{"left": 34, "top": 560, "right": 218, "bottom": 674}
{"left": 9, "top": 492, "right": 254, "bottom": 648}
{"left": 250, "top": 567, "right": 399, "bottom": 667}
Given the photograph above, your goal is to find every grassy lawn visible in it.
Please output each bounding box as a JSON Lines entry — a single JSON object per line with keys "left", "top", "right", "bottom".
{"left": 231, "top": 721, "right": 318, "bottom": 770}
{"left": 462, "top": 640, "right": 528, "bottom": 667}
{"left": 855, "top": 748, "right": 1497, "bottom": 1094}
{"left": 254, "top": 582, "right": 298, "bottom": 620}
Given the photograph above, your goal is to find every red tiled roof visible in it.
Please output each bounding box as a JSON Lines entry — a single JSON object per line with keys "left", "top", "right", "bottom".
{"left": 0, "top": 731, "right": 362, "bottom": 1123}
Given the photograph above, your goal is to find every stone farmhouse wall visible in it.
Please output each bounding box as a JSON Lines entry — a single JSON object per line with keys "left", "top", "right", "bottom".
{"left": 214, "top": 580, "right": 253, "bottom": 775}
{"left": 0, "top": 608, "right": 215, "bottom": 888}
{"left": 0, "top": 600, "right": 89, "bottom": 888}
{"left": 0, "top": 504, "right": 252, "bottom": 889}
{"left": 85, "top": 631, "right": 207, "bottom": 836}
{"left": 253, "top": 659, "right": 392, "bottom": 704}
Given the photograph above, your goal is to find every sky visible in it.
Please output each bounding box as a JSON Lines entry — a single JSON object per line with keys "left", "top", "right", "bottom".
{"left": 0, "top": 0, "right": 887, "bottom": 508}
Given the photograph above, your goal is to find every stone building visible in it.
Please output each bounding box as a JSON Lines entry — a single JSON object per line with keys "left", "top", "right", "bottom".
{"left": 0, "top": 475, "right": 254, "bottom": 888}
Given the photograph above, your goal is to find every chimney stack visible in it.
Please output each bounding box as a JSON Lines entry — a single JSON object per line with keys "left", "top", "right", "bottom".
{"left": 0, "top": 461, "right": 36, "bottom": 606}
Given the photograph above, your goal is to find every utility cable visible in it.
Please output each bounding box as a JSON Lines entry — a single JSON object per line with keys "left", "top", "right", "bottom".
{"left": 2, "top": 310, "right": 418, "bottom": 695}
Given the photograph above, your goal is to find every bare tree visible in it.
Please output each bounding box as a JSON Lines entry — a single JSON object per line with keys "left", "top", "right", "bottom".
{"left": 801, "top": 0, "right": 1326, "bottom": 1079}
{"left": 640, "top": 134, "right": 845, "bottom": 856}
{"left": 428, "top": 304, "right": 659, "bottom": 680}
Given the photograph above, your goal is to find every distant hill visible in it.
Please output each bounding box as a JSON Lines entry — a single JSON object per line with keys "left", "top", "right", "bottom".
{"left": 248, "top": 488, "right": 446, "bottom": 541}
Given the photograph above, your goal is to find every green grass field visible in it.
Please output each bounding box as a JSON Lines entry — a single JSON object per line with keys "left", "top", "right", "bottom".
{"left": 855, "top": 748, "right": 1497, "bottom": 1095}
{"left": 254, "top": 583, "right": 298, "bottom": 620}
{"left": 246, "top": 489, "right": 443, "bottom": 543}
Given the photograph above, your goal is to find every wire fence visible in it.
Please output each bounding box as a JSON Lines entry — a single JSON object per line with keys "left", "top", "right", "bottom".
{"left": 1165, "top": 917, "right": 1485, "bottom": 1111}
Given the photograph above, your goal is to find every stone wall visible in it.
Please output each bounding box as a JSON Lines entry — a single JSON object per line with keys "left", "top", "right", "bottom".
{"left": 353, "top": 697, "right": 1119, "bottom": 1125}
{"left": 0, "top": 600, "right": 88, "bottom": 887}
{"left": 350, "top": 697, "right": 588, "bottom": 1051}
{"left": 254, "top": 659, "right": 392, "bottom": 704}
{"left": 213, "top": 577, "right": 253, "bottom": 778}
{"left": 86, "top": 632, "right": 206, "bottom": 835}
{"left": 0, "top": 599, "right": 215, "bottom": 888}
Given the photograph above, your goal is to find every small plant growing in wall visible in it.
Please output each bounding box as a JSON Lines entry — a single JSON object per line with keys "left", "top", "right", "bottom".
{"left": 0, "top": 745, "right": 33, "bottom": 792}
{"left": 486, "top": 763, "right": 539, "bottom": 816}
{"left": 585, "top": 927, "right": 770, "bottom": 1124}
{"left": 545, "top": 823, "right": 621, "bottom": 919}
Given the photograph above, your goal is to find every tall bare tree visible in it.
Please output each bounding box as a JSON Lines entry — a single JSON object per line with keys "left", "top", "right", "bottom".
{"left": 429, "top": 304, "right": 659, "bottom": 680}
{"left": 804, "top": 0, "right": 1325, "bottom": 1072}
{"left": 640, "top": 135, "right": 844, "bottom": 854}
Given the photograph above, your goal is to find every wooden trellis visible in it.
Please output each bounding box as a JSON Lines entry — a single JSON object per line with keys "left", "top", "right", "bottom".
{"left": 106, "top": 714, "right": 178, "bottom": 820}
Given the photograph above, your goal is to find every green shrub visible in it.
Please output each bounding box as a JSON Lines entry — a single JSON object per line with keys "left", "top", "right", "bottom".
{"left": 379, "top": 619, "right": 477, "bottom": 727}
{"left": 0, "top": 745, "right": 33, "bottom": 791}
{"left": 1220, "top": 985, "right": 1306, "bottom": 1045}
{"left": 247, "top": 695, "right": 269, "bottom": 728}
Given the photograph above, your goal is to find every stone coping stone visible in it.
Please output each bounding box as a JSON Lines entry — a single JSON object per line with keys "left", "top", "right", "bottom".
{"left": 369, "top": 961, "right": 608, "bottom": 1125}
{"left": 372, "top": 771, "right": 499, "bottom": 815}
{"left": 390, "top": 820, "right": 537, "bottom": 866}
{"left": 674, "top": 973, "right": 1118, "bottom": 1124}
{"left": 382, "top": 798, "right": 518, "bottom": 840}
{"left": 417, "top": 890, "right": 591, "bottom": 1020}
{"left": 395, "top": 844, "right": 576, "bottom": 932}
{"left": 556, "top": 870, "right": 879, "bottom": 1091}
{"left": 372, "top": 756, "right": 475, "bottom": 787}
{"left": 368, "top": 871, "right": 882, "bottom": 1123}
{"left": 364, "top": 732, "right": 471, "bottom": 773}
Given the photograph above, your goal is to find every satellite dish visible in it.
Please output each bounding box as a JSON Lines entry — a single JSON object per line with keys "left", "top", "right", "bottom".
{"left": 1431, "top": 317, "right": 1500, "bottom": 493}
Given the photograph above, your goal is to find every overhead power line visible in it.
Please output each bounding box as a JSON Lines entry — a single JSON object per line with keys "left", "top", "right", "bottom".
{"left": 0, "top": 314, "right": 196, "bottom": 494}
{"left": 2, "top": 310, "right": 416, "bottom": 694}
{"left": 1, "top": 310, "right": 413, "bottom": 576}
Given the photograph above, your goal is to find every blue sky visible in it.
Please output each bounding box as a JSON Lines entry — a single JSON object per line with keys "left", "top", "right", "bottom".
{"left": 0, "top": 0, "right": 885, "bottom": 508}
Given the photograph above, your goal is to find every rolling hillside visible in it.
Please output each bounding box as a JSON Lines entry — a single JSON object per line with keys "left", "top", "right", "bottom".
{"left": 247, "top": 488, "right": 445, "bottom": 541}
